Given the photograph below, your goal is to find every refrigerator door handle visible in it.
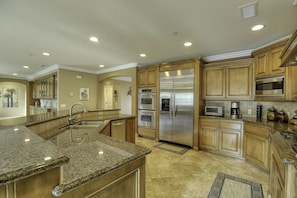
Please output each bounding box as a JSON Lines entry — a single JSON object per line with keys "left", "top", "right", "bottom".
{"left": 173, "top": 91, "right": 176, "bottom": 118}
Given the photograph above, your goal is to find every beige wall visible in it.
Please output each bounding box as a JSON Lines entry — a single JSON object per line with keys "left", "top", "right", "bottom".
{"left": 97, "top": 67, "right": 137, "bottom": 116}
{"left": 58, "top": 69, "right": 98, "bottom": 111}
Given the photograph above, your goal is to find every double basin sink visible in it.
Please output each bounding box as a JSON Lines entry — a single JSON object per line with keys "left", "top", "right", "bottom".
{"left": 59, "top": 120, "right": 104, "bottom": 130}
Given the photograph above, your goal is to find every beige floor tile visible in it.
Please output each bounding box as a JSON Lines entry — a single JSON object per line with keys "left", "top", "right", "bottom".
{"left": 136, "top": 136, "right": 269, "bottom": 198}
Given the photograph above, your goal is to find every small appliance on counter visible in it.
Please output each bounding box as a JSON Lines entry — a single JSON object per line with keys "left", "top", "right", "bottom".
{"left": 267, "top": 107, "right": 277, "bottom": 121}
{"left": 275, "top": 110, "right": 289, "bottom": 123}
{"left": 230, "top": 101, "right": 240, "bottom": 119}
{"left": 204, "top": 105, "right": 224, "bottom": 117}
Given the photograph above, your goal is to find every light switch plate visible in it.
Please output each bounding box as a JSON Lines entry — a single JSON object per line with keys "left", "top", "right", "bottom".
{"left": 248, "top": 109, "right": 252, "bottom": 115}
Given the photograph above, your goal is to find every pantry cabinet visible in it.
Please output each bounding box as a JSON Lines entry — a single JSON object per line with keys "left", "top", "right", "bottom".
{"left": 243, "top": 122, "right": 270, "bottom": 170}
{"left": 33, "top": 73, "right": 57, "bottom": 99}
{"left": 285, "top": 66, "right": 297, "bottom": 101}
{"left": 203, "top": 58, "right": 254, "bottom": 100}
{"left": 253, "top": 39, "right": 287, "bottom": 78}
{"left": 137, "top": 65, "right": 158, "bottom": 87}
{"left": 199, "top": 118, "right": 243, "bottom": 159}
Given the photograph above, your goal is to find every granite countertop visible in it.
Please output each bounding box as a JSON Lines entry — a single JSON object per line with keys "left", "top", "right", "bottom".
{"left": 51, "top": 134, "right": 151, "bottom": 196}
{"left": 0, "top": 125, "right": 68, "bottom": 185}
{"left": 199, "top": 115, "right": 297, "bottom": 169}
{"left": 0, "top": 110, "right": 149, "bottom": 198}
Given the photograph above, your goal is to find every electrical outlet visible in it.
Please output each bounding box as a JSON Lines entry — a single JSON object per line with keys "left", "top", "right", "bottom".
{"left": 248, "top": 109, "right": 252, "bottom": 115}
{"left": 61, "top": 104, "right": 66, "bottom": 108}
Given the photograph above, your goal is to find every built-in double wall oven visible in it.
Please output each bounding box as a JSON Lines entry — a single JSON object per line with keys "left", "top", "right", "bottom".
{"left": 138, "top": 88, "right": 156, "bottom": 129}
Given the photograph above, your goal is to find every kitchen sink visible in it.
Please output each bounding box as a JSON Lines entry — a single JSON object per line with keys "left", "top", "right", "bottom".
{"left": 76, "top": 120, "right": 104, "bottom": 126}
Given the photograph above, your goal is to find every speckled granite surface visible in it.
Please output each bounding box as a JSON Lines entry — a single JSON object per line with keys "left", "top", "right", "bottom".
{"left": 0, "top": 111, "right": 150, "bottom": 197}
{"left": 51, "top": 134, "right": 151, "bottom": 196}
{"left": 0, "top": 125, "right": 68, "bottom": 184}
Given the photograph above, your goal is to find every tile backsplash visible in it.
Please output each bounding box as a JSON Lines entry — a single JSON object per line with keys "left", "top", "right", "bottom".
{"left": 205, "top": 100, "right": 297, "bottom": 119}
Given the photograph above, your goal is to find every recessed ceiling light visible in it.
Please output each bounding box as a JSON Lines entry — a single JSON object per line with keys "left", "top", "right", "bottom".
{"left": 42, "top": 52, "right": 50, "bottom": 56}
{"left": 140, "top": 53, "right": 146, "bottom": 57}
{"left": 251, "top": 24, "right": 264, "bottom": 31}
{"left": 90, "top": 36, "right": 99, "bottom": 42}
{"left": 12, "top": 73, "right": 18, "bottom": 76}
{"left": 23, "top": 65, "right": 29, "bottom": 69}
{"left": 99, "top": 65, "right": 104, "bottom": 68}
{"left": 184, "top": 42, "right": 192, "bottom": 47}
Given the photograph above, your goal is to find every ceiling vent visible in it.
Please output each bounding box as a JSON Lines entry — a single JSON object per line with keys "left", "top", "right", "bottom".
{"left": 239, "top": 2, "right": 258, "bottom": 20}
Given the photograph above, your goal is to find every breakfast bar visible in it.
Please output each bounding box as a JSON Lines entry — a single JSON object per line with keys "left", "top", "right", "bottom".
{"left": 0, "top": 110, "right": 151, "bottom": 198}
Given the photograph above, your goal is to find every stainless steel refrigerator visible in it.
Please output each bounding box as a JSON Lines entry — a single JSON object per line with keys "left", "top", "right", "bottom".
{"left": 159, "top": 69, "right": 194, "bottom": 147}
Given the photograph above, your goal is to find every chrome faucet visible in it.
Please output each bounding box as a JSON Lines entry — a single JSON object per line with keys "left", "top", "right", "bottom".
{"left": 69, "top": 102, "right": 87, "bottom": 124}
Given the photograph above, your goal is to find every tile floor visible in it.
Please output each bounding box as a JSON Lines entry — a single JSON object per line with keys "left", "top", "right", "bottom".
{"left": 135, "top": 136, "right": 269, "bottom": 198}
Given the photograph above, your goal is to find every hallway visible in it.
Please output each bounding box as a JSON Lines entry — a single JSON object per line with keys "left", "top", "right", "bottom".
{"left": 135, "top": 136, "right": 269, "bottom": 198}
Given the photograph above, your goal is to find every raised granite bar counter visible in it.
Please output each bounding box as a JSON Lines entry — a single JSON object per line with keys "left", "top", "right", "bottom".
{"left": 0, "top": 125, "right": 68, "bottom": 185}
{"left": 51, "top": 134, "right": 151, "bottom": 196}
{"left": 0, "top": 109, "right": 150, "bottom": 197}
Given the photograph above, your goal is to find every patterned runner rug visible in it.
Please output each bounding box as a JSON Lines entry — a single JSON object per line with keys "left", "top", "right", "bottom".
{"left": 208, "top": 172, "right": 264, "bottom": 198}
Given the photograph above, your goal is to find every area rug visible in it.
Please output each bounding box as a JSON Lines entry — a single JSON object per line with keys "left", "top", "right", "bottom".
{"left": 153, "top": 142, "right": 190, "bottom": 155}
{"left": 208, "top": 172, "right": 263, "bottom": 198}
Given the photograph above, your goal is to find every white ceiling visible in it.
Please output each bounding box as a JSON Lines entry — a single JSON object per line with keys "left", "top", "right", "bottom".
{"left": 0, "top": 0, "right": 297, "bottom": 80}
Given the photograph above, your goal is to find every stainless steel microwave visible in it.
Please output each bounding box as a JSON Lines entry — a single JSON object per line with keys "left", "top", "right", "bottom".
{"left": 204, "top": 105, "right": 224, "bottom": 117}
{"left": 255, "top": 75, "right": 285, "bottom": 98}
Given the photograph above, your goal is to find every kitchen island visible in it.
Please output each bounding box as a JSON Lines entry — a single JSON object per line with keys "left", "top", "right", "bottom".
{"left": 0, "top": 110, "right": 151, "bottom": 198}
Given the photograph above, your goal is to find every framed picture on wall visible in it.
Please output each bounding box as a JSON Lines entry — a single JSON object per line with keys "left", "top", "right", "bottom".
{"left": 80, "top": 88, "right": 89, "bottom": 101}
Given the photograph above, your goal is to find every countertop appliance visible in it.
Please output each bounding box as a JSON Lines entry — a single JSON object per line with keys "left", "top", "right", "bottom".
{"left": 230, "top": 101, "right": 240, "bottom": 119}
{"left": 255, "top": 75, "right": 285, "bottom": 98}
{"left": 204, "top": 105, "right": 224, "bottom": 117}
{"left": 159, "top": 69, "right": 194, "bottom": 147}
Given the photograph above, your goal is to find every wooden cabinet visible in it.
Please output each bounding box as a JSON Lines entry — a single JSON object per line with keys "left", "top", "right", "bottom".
{"left": 243, "top": 123, "right": 269, "bottom": 170}
{"left": 137, "top": 65, "right": 158, "bottom": 87}
{"left": 253, "top": 39, "right": 287, "bottom": 78}
{"left": 203, "top": 67, "right": 225, "bottom": 99}
{"left": 126, "top": 117, "right": 135, "bottom": 143}
{"left": 101, "top": 123, "right": 111, "bottom": 136}
{"left": 203, "top": 58, "right": 254, "bottom": 100}
{"left": 199, "top": 118, "right": 243, "bottom": 158}
{"left": 270, "top": 142, "right": 285, "bottom": 198}
{"left": 199, "top": 119, "right": 219, "bottom": 150}
{"left": 33, "top": 73, "right": 57, "bottom": 99}
{"left": 285, "top": 66, "right": 297, "bottom": 101}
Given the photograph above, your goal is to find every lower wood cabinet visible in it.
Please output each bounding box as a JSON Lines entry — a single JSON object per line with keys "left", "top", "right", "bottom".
{"left": 243, "top": 122, "right": 269, "bottom": 170}
{"left": 199, "top": 118, "right": 243, "bottom": 159}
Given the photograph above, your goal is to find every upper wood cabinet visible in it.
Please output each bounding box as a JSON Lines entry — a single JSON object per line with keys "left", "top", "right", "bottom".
{"left": 137, "top": 65, "right": 158, "bottom": 87}
{"left": 203, "top": 58, "right": 254, "bottom": 100}
{"left": 253, "top": 39, "right": 288, "bottom": 78}
{"left": 33, "top": 73, "right": 57, "bottom": 99}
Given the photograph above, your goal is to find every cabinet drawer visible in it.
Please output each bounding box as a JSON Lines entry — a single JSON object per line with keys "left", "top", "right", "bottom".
{"left": 200, "top": 119, "right": 219, "bottom": 127}
{"left": 220, "top": 121, "right": 242, "bottom": 130}
{"left": 244, "top": 123, "right": 269, "bottom": 137}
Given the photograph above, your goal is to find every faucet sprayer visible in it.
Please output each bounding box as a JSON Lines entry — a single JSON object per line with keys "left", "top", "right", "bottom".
{"left": 69, "top": 102, "right": 87, "bottom": 124}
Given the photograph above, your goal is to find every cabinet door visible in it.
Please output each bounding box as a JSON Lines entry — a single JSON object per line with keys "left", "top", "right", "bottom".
{"left": 255, "top": 52, "right": 268, "bottom": 78}
{"left": 203, "top": 67, "right": 225, "bottom": 99}
{"left": 271, "top": 153, "right": 285, "bottom": 198}
{"left": 199, "top": 119, "right": 219, "bottom": 150}
{"left": 147, "top": 69, "right": 157, "bottom": 87}
{"left": 199, "top": 125, "right": 219, "bottom": 150}
{"left": 138, "top": 70, "right": 148, "bottom": 87}
{"left": 226, "top": 64, "right": 253, "bottom": 100}
{"left": 269, "top": 46, "right": 286, "bottom": 75}
{"left": 126, "top": 118, "right": 135, "bottom": 143}
{"left": 286, "top": 66, "right": 297, "bottom": 101}
{"left": 243, "top": 133, "right": 269, "bottom": 169}
{"left": 219, "top": 129, "right": 241, "bottom": 155}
